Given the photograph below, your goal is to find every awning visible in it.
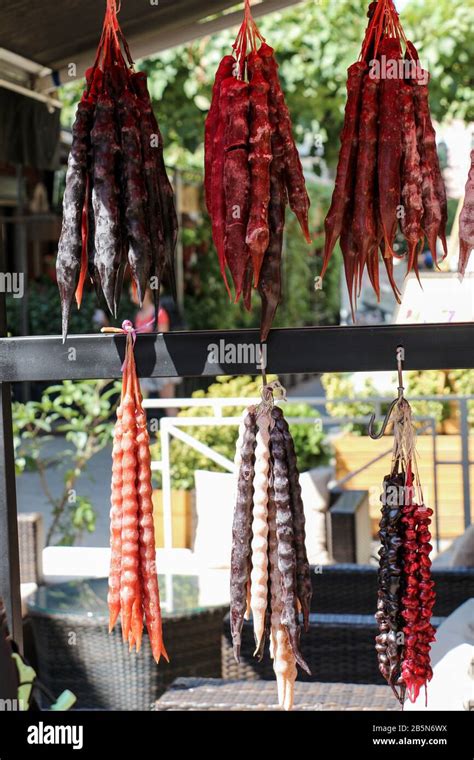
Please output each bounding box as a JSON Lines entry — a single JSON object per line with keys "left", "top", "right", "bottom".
{"left": 0, "top": 88, "right": 60, "bottom": 170}
{"left": 0, "top": 0, "right": 303, "bottom": 168}
{"left": 0, "top": 0, "right": 304, "bottom": 94}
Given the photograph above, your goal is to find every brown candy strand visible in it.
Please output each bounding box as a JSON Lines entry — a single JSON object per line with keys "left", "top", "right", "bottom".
{"left": 230, "top": 409, "right": 258, "bottom": 661}
{"left": 271, "top": 407, "right": 312, "bottom": 631}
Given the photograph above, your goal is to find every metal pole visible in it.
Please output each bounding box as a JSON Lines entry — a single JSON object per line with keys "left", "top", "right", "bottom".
{"left": 159, "top": 420, "right": 173, "bottom": 550}
{"left": 459, "top": 398, "right": 472, "bottom": 529}
{"left": 0, "top": 383, "right": 22, "bottom": 649}
{"left": 2, "top": 327, "right": 474, "bottom": 380}
{"left": 0, "top": 231, "right": 22, "bottom": 649}
{"left": 15, "top": 165, "right": 30, "bottom": 401}
{"left": 430, "top": 418, "right": 441, "bottom": 553}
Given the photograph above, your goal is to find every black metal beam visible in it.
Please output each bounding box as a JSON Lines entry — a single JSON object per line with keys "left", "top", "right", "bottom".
{"left": 0, "top": 323, "right": 474, "bottom": 381}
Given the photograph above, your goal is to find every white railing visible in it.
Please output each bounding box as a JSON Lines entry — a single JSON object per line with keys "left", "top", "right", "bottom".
{"left": 142, "top": 395, "right": 331, "bottom": 549}
{"left": 143, "top": 394, "right": 474, "bottom": 550}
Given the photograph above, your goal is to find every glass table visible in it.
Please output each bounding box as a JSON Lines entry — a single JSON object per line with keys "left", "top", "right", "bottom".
{"left": 27, "top": 573, "right": 230, "bottom": 619}
{"left": 26, "top": 575, "right": 229, "bottom": 711}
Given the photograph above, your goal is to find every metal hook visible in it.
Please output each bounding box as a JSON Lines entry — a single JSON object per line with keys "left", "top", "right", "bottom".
{"left": 368, "top": 345, "right": 405, "bottom": 439}
{"left": 368, "top": 397, "right": 399, "bottom": 439}
{"left": 395, "top": 344, "right": 405, "bottom": 400}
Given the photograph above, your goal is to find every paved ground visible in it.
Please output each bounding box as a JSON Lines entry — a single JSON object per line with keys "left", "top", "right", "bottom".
{"left": 17, "top": 436, "right": 112, "bottom": 547}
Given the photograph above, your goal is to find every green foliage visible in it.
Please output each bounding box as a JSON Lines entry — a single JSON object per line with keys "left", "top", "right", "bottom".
{"left": 58, "top": 78, "right": 85, "bottom": 129}
{"left": 321, "top": 373, "right": 380, "bottom": 434}
{"left": 449, "top": 370, "right": 474, "bottom": 428}
{"left": 322, "top": 370, "right": 474, "bottom": 433}
{"left": 407, "top": 370, "right": 474, "bottom": 428}
{"left": 405, "top": 371, "right": 451, "bottom": 427}
{"left": 13, "top": 380, "right": 121, "bottom": 545}
{"left": 273, "top": 180, "right": 341, "bottom": 328}
{"left": 282, "top": 402, "right": 329, "bottom": 473}
{"left": 6, "top": 279, "right": 134, "bottom": 337}
{"left": 150, "top": 375, "right": 329, "bottom": 490}
{"left": 182, "top": 217, "right": 258, "bottom": 331}
{"left": 182, "top": 179, "right": 340, "bottom": 331}
{"left": 404, "top": 0, "right": 474, "bottom": 124}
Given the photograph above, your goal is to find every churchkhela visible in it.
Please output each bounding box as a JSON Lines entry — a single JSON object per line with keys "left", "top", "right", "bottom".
{"left": 321, "top": 0, "right": 447, "bottom": 319}
{"left": 230, "top": 382, "right": 311, "bottom": 710}
{"left": 375, "top": 397, "right": 436, "bottom": 705}
{"left": 56, "top": 0, "right": 177, "bottom": 340}
{"left": 205, "top": 0, "right": 311, "bottom": 341}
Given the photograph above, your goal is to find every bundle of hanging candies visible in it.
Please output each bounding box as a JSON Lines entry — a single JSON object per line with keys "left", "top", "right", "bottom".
{"left": 375, "top": 397, "right": 436, "bottom": 706}
{"left": 57, "top": 0, "right": 177, "bottom": 340}
{"left": 205, "top": 0, "right": 311, "bottom": 341}
{"left": 230, "top": 382, "right": 312, "bottom": 711}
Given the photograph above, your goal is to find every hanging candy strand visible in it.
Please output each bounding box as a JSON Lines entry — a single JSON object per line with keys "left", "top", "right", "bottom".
{"left": 56, "top": 0, "right": 177, "bottom": 340}
{"left": 229, "top": 381, "right": 311, "bottom": 710}
{"left": 103, "top": 320, "right": 167, "bottom": 663}
{"left": 322, "top": 0, "right": 448, "bottom": 317}
{"left": 458, "top": 150, "right": 474, "bottom": 276}
{"left": 205, "top": 0, "right": 310, "bottom": 340}
{"left": 374, "top": 390, "right": 436, "bottom": 706}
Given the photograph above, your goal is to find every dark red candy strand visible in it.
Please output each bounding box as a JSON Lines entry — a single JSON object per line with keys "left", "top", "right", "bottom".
{"left": 400, "top": 467, "right": 436, "bottom": 704}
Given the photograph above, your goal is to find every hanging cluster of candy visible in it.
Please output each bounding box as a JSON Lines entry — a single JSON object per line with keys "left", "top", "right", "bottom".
{"left": 56, "top": 0, "right": 176, "bottom": 340}
{"left": 230, "top": 382, "right": 311, "bottom": 710}
{"left": 375, "top": 397, "right": 436, "bottom": 705}
{"left": 205, "top": 0, "right": 311, "bottom": 341}
{"left": 321, "top": 0, "right": 447, "bottom": 318}
{"left": 458, "top": 149, "right": 474, "bottom": 277}
{"left": 107, "top": 322, "right": 167, "bottom": 663}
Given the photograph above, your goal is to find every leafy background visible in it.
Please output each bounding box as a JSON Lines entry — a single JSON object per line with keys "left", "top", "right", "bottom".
{"left": 56, "top": 0, "right": 474, "bottom": 334}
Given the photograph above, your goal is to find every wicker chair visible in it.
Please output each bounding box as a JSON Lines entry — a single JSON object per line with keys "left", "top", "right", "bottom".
{"left": 154, "top": 677, "right": 401, "bottom": 711}
{"left": 0, "top": 597, "right": 18, "bottom": 701}
{"left": 222, "top": 612, "right": 444, "bottom": 684}
{"left": 28, "top": 605, "right": 227, "bottom": 710}
{"left": 18, "top": 513, "right": 44, "bottom": 585}
{"left": 309, "top": 563, "right": 474, "bottom": 617}
{"left": 221, "top": 563, "right": 474, "bottom": 683}
{"left": 17, "top": 512, "right": 227, "bottom": 710}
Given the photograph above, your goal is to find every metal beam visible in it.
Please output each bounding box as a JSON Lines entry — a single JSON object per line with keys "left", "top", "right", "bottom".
{"left": 0, "top": 323, "right": 474, "bottom": 382}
